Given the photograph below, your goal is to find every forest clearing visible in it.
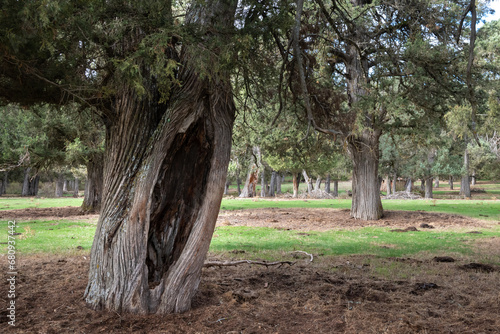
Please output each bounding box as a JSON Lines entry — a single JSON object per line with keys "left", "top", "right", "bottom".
{"left": 1, "top": 188, "right": 499, "bottom": 333}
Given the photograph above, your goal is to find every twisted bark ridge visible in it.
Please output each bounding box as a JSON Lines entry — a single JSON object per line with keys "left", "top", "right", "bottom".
{"left": 84, "top": 1, "right": 237, "bottom": 314}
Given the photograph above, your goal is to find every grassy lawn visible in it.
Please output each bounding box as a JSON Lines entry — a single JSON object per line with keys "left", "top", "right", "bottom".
{"left": 210, "top": 225, "right": 500, "bottom": 264}
{"left": 220, "top": 198, "right": 500, "bottom": 221}
{"left": 0, "top": 197, "right": 83, "bottom": 210}
{"left": 1, "top": 190, "right": 499, "bottom": 264}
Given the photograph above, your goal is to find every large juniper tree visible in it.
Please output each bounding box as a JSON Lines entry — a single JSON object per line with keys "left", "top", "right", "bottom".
{"left": 283, "top": 0, "right": 491, "bottom": 219}
{"left": 1, "top": 0, "right": 241, "bottom": 314}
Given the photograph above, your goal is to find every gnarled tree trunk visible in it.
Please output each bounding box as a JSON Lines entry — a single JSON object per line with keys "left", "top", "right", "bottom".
{"left": 84, "top": 0, "right": 237, "bottom": 314}
{"left": 348, "top": 129, "right": 383, "bottom": 220}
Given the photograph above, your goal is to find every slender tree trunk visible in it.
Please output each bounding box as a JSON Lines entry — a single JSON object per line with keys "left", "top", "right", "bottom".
{"left": 63, "top": 179, "right": 68, "bottom": 192}
{"left": 325, "top": 174, "right": 331, "bottom": 194}
{"left": 434, "top": 178, "right": 439, "bottom": 188}
{"left": 420, "top": 179, "right": 425, "bottom": 192}
{"left": 269, "top": 171, "right": 276, "bottom": 197}
{"left": 348, "top": 130, "right": 383, "bottom": 220}
{"left": 460, "top": 148, "right": 471, "bottom": 197}
{"left": 239, "top": 162, "right": 258, "bottom": 198}
{"left": 260, "top": 168, "right": 266, "bottom": 197}
{"left": 471, "top": 170, "right": 476, "bottom": 185}
{"left": 425, "top": 177, "right": 433, "bottom": 199}
{"left": 385, "top": 175, "right": 391, "bottom": 196}
{"left": 73, "top": 177, "right": 79, "bottom": 198}
{"left": 55, "top": 173, "right": 64, "bottom": 197}
{"left": 82, "top": 153, "right": 104, "bottom": 213}
{"left": 314, "top": 176, "right": 321, "bottom": 191}
{"left": 224, "top": 179, "right": 230, "bottom": 195}
{"left": 392, "top": 173, "right": 397, "bottom": 193}
{"left": 405, "top": 178, "right": 412, "bottom": 192}
{"left": 84, "top": 0, "right": 237, "bottom": 315}
{"left": 21, "top": 167, "right": 31, "bottom": 196}
{"left": 292, "top": 173, "right": 300, "bottom": 198}
{"left": 333, "top": 180, "right": 339, "bottom": 197}
{"left": 449, "top": 175, "right": 454, "bottom": 190}
{"left": 30, "top": 175, "right": 39, "bottom": 196}
{"left": 236, "top": 175, "right": 241, "bottom": 195}
{"left": 302, "top": 170, "right": 312, "bottom": 195}
{"left": 276, "top": 172, "right": 282, "bottom": 194}
{"left": 0, "top": 172, "right": 7, "bottom": 195}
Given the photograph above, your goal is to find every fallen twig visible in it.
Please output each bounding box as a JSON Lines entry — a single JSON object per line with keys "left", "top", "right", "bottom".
{"left": 204, "top": 259, "right": 294, "bottom": 268}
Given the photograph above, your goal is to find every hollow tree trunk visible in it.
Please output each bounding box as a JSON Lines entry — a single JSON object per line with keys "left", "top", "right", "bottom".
{"left": 425, "top": 177, "right": 433, "bottom": 199}
{"left": 82, "top": 153, "right": 104, "bottom": 213}
{"left": 84, "top": 1, "right": 237, "bottom": 315}
{"left": 348, "top": 129, "right": 383, "bottom": 220}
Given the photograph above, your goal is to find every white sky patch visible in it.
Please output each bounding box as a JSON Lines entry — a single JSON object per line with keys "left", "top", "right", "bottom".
{"left": 483, "top": 0, "right": 500, "bottom": 22}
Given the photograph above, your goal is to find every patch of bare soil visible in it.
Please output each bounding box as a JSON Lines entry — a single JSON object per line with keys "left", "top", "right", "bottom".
{"left": 217, "top": 208, "right": 490, "bottom": 231}
{"left": 0, "top": 207, "right": 99, "bottom": 222}
{"left": 1, "top": 207, "right": 499, "bottom": 333}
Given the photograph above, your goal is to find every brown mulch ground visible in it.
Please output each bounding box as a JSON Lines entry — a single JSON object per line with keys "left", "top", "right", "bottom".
{"left": 1, "top": 207, "right": 500, "bottom": 333}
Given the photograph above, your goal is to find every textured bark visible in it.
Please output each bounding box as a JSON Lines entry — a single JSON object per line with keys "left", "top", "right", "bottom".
{"left": 324, "top": 174, "right": 330, "bottom": 194}
{"left": 425, "top": 177, "right": 433, "bottom": 199}
{"left": 348, "top": 129, "right": 383, "bottom": 220}
{"left": 82, "top": 154, "right": 104, "bottom": 213}
{"left": 84, "top": 0, "right": 237, "bottom": 315}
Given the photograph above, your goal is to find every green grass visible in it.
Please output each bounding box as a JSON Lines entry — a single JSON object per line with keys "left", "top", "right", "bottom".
{"left": 209, "top": 225, "right": 500, "bottom": 264}
{"left": 221, "top": 198, "right": 500, "bottom": 221}
{"left": 0, "top": 219, "right": 95, "bottom": 254}
{"left": 0, "top": 197, "right": 83, "bottom": 210}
